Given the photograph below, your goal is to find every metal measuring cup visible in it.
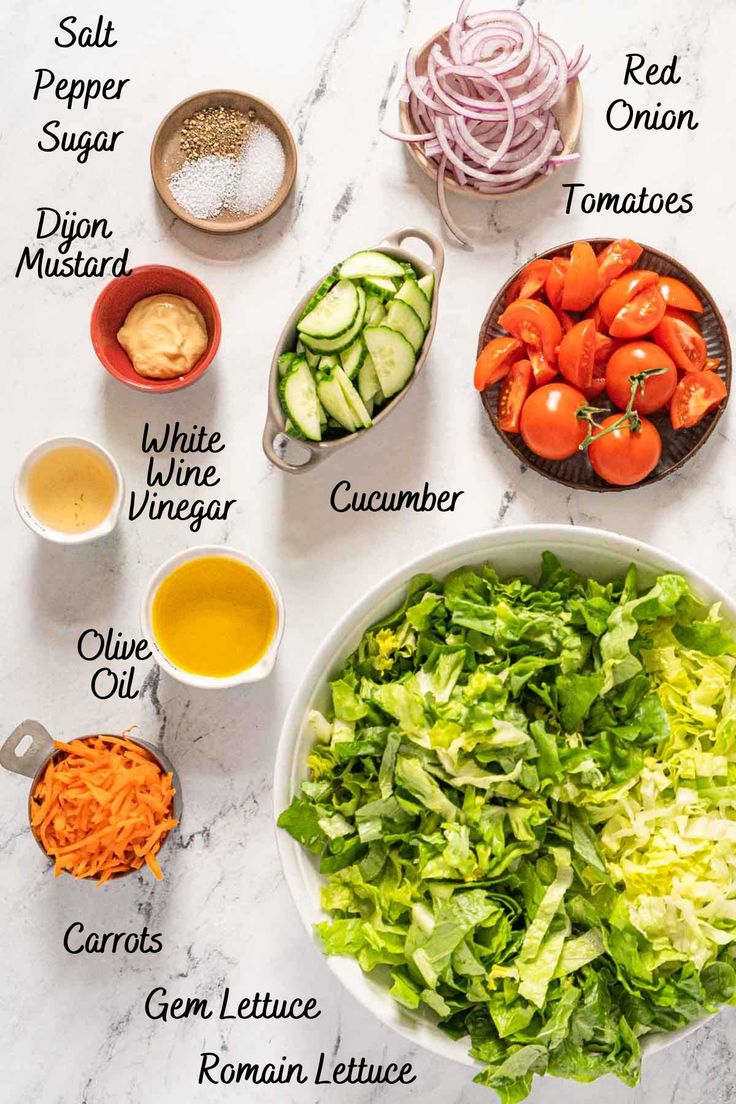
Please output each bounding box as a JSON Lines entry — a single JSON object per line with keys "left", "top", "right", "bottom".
{"left": 0, "top": 720, "right": 183, "bottom": 879}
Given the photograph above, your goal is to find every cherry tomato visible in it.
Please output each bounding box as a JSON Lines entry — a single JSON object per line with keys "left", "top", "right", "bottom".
{"left": 670, "top": 371, "right": 727, "bottom": 430}
{"left": 609, "top": 285, "right": 667, "bottom": 339}
{"left": 605, "top": 342, "right": 677, "bottom": 414}
{"left": 520, "top": 383, "right": 587, "bottom": 460}
{"left": 599, "top": 270, "right": 659, "bottom": 330}
{"left": 528, "top": 350, "right": 558, "bottom": 387}
{"left": 545, "top": 257, "right": 570, "bottom": 310}
{"left": 498, "top": 299, "right": 562, "bottom": 365}
{"left": 498, "top": 359, "right": 534, "bottom": 433}
{"left": 658, "top": 276, "right": 704, "bottom": 313}
{"left": 652, "top": 315, "right": 707, "bottom": 373}
{"left": 588, "top": 416, "right": 662, "bottom": 486}
{"left": 474, "top": 336, "right": 524, "bottom": 391}
{"left": 596, "top": 239, "right": 643, "bottom": 293}
{"left": 505, "top": 259, "right": 552, "bottom": 306}
{"left": 562, "top": 241, "right": 599, "bottom": 312}
{"left": 594, "top": 332, "right": 622, "bottom": 370}
{"left": 558, "top": 319, "right": 595, "bottom": 389}
{"left": 582, "top": 375, "right": 607, "bottom": 400}
{"left": 664, "top": 307, "right": 702, "bottom": 335}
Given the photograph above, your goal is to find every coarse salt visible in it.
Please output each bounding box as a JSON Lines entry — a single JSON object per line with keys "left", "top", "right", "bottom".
{"left": 229, "top": 123, "right": 286, "bottom": 216}
{"left": 169, "top": 155, "right": 237, "bottom": 219}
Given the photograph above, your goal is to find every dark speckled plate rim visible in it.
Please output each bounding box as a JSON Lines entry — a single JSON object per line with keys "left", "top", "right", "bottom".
{"left": 477, "top": 238, "right": 732, "bottom": 493}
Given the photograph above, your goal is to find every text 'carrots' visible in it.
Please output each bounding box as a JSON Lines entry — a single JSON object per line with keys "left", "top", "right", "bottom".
{"left": 30, "top": 734, "right": 178, "bottom": 885}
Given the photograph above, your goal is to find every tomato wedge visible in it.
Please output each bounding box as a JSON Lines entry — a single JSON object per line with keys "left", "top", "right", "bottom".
{"left": 596, "top": 239, "right": 643, "bottom": 294}
{"left": 519, "top": 383, "right": 587, "bottom": 460}
{"left": 706, "top": 358, "right": 721, "bottom": 372}
{"left": 599, "top": 270, "right": 660, "bottom": 330}
{"left": 582, "top": 375, "right": 607, "bottom": 400}
{"left": 528, "top": 350, "right": 558, "bottom": 387}
{"left": 670, "top": 371, "right": 727, "bottom": 429}
{"left": 609, "top": 285, "right": 666, "bottom": 339}
{"left": 652, "top": 315, "right": 707, "bottom": 372}
{"left": 498, "top": 299, "right": 562, "bottom": 365}
{"left": 658, "top": 276, "right": 704, "bottom": 313}
{"left": 561, "top": 241, "right": 598, "bottom": 312}
{"left": 505, "top": 259, "right": 552, "bottom": 306}
{"left": 588, "top": 416, "right": 662, "bottom": 486}
{"left": 498, "top": 359, "right": 534, "bottom": 433}
{"left": 664, "top": 307, "right": 702, "bottom": 335}
{"left": 545, "top": 257, "right": 570, "bottom": 311}
{"left": 556, "top": 309, "right": 575, "bottom": 335}
{"left": 594, "top": 332, "right": 622, "bottom": 370}
{"left": 558, "top": 319, "right": 595, "bottom": 388}
{"left": 474, "top": 336, "right": 525, "bottom": 391}
{"left": 605, "top": 341, "right": 677, "bottom": 414}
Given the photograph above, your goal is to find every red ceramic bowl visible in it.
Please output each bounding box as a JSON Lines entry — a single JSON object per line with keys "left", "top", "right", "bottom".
{"left": 90, "top": 265, "right": 221, "bottom": 393}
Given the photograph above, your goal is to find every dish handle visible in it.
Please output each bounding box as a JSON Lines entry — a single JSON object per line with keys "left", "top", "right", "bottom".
{"left": 380, "top": 227, "right": 445, "bottom": 283}
{"left": 262, "top": 404, "right": 323, "bottom": 474}
{"left": 0, "top": 720, "right": 54, "bottom": 779}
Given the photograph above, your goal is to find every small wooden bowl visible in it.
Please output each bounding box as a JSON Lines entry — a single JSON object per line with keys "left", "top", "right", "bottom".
{"left": 150, "top": 89, "right": 297, "bottom": 234}
{"left": 478, "top": 239, "right": 732, "bottom": 492}
{"left": 399, "top": 27, "right": 583, "bottom": 200}
{"left": 91, "top": 264, "right": 221, "bottom": 394}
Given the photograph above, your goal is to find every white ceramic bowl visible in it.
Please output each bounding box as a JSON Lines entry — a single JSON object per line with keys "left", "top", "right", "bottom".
{"left": 274, "top": 525, "right": 729, "bottom": 1068}
{"left": 14, "top": 436, "right": 124, "bottom": 544}
{"left": 142, "top": 544, "right": 285, "bottom": 689}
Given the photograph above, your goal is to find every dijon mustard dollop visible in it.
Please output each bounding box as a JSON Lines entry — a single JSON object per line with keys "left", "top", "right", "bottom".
{"left": 117, "top": 294, "right": 208, "bottom": 380}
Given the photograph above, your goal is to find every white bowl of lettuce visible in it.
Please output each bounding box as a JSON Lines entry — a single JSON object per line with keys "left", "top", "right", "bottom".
{"left": 275, "top": 526, "right": 736, "bottom": 1102}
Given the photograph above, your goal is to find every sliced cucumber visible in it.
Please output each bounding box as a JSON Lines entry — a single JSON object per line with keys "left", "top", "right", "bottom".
{"left": 363, "top": 327, "right": 416, "bottom": 398}
{"left": 365, "top": 292, "right": 383, "bottom": 318}
{"left": 278, "top": 351, "right": 301, "bottom": 377}
{"left": 302, "top": 345, "right": 320, "bottom": 369}
{"left": 395, "top": 278, "right": 430, "bottom": 329}
{"left": 340, "top": 339, "right": 366, "bottom": 380}
{"left": 418, "top": 273, "right": 435, "bottom": 301}
{"left": 386, "top": 299, "right": 426, "bottom": 354}
{"left": 400, "top": 261, "right": 419, "bottom": 280}
{"left": 335, "top": 367, "right": 372, "bottom": 429}
{"left": 297, "top": 278, "right": 359, "bottom": 339}
{"left": 368, "top": 302, "right": 386, "bottom": 326}
{"left": 317, "top": 367, "right": 360, "bottom": 433}
{"left": 362, "top": 275, "right": 397, "bottom": 300}
{"left": 358, "top": 354, "right": 381, "bottom": 405}
{"left": 280, "top": 359, "right": 323, "bottom": 441}
{"left": 338, "top": 250, "right": 405, "bottom": 280}
{"left": 300, "top": 271, "right": 338, "bottom": 319}
{"left": 299, "top": 286, "right": 366, "bottom": 354}
{"left": 318, "top": 354, "right": 340, "bottom": 371}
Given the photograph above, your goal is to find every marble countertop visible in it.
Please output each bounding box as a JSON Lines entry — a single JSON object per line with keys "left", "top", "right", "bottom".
{"left": 2, "top": 0, "right": 735, "bottom": 1101}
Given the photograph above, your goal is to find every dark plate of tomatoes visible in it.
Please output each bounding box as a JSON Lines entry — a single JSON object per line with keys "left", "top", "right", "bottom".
{"left": 476, "top": 239, "right": 731, "bottom": 491}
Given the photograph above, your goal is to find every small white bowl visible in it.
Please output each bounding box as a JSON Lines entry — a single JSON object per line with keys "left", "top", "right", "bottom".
{"left": 141, "top": 544, "right": 285, "bottom": 689}
{"left": 14, "top": 436, "right": 124, "bottom": 545}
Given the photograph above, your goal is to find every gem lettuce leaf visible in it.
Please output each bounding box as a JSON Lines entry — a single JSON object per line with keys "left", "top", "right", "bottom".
{"left": 279, "top": 555, "right": 736, "bottom": 1100}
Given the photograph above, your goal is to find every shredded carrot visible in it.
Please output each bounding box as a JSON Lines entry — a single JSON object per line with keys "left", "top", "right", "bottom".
{"left": 30, "top": 735, "right": 178, "bottom": 885}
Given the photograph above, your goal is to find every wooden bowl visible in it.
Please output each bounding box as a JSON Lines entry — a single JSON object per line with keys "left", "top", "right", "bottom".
{"left": 478, "top": 239, "right": 731, "bottom": 492}
{"left": 91, "top": 264, "right": 221, "bottom": 393}
{"left": 398, "top": 27, "right": 583, "bottom": 200}
{"left": 150, "top": 89, "right": 297, "bottom": 234}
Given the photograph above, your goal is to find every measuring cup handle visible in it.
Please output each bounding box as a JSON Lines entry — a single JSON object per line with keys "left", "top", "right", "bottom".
{"left": 0, "top": 721, "right": 55, "bottom": 779}
{"left": 262, "top": 404, "right": 322, "bottom": 474}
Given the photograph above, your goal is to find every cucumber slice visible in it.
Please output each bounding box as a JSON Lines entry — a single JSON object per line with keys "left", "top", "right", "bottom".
{"left": 278, "top": 351, "right": 301, "bottom": 377}
{"left": 280, "top": 360, "right": 323, "bottom": 441}
{"left": 363, "top": 327, "right": 416, "bottom": 398}
{"left": 302, "top": 345, "right": 320, "bottom": 369}
{"left": 418, "top": 273, "right": 435, "bottom": 301}
{"left": 299, "top": 286, "right": 366, "bottom": 353}
{"left": 318, "top": 355, "right": 340, "bottom": 371}
{"left": 339, "top": 251, "right": 405, "bottom": 280}
{"left": 317, "top": 367, "right": 359, "bottom": 432}
{"left": 386, "top": 299, "right": 426, "bottom": 354}
{"left": 400, "top": 261, "right": 419, "bottom": 280}
{"left": 362, "top": 275, "right": 397, "bottom": 300}
{"left": 340, "top": 339, "right": 366, "bottom": 380}
{"left": 358, "top": 354, "right": 381, "bottom": 405}
{"left": 297, "top": 278, "right": 359, "bottom": 339}
{"left": 335, "top": 367, "right": 372, "bottom": 429}
{"left": 395, "top": 278, "right": 430, "bottom": 329}
{"left": 368, "top": 302, "right": 386, "bottom": 326}
{"left": 299, "top": 271, "right": 338, "bottom": 319}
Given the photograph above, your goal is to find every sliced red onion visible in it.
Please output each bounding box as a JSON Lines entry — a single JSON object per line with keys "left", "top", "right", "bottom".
{"left": 386, "top": 7, "right": 587, "bottom": 243}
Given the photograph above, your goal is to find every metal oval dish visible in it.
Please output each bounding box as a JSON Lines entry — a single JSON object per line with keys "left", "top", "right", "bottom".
{"left": 273, "top": 526, "right": 729, "bottom": 1068}
{"left": 398, "top": 26, "right": 583, "bottom": 201}
{"left": 478, "top": 239, "right": 731, "bottom": 492}
{"left": 262, "top": 227, "right": 445, "bottom": 474}
{"left": 150, "top": 89, "right": 297, "bottom": 235}
{"left": 0, "top": 721, "right": 182, "bottom": 880}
